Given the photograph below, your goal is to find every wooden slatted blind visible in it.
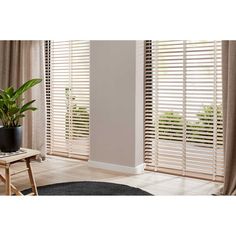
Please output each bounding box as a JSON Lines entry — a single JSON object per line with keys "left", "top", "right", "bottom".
{"left": 144, "top": 40, "right": 223, "bottom": 181}
{"left": 45, "top": 40, "right": 90, "bottom": 160}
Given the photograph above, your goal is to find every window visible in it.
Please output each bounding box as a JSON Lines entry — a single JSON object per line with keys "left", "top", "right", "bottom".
{"left": 45, "top": 41, "right": 90, "bottom": 160}
{"left": 144, "top": 40, "right": 223, "bottom": 181}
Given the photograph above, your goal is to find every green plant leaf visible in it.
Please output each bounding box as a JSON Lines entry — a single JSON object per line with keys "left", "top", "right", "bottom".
{"left": 13, "top": 114, "right": 25, "bottom": 126}
{"left": 13, "top": 78, "right": 42, "bottom": 99}
{"left": 1, "top": 91, "right": 11, "bottom": 100}
{"left": 21, "top": 107, "right": 37, "bottom": 113}
{"left": 0, "top": 99, "right": 3, "bottom": 107}
{"left": 4, "top": 87, "right": 14, "bottom": 97}
{"left": 9, "top": 107, "right": 20, "bottom": 116}
{"left": 20, "top": 100, "right": 36, "bottom": 114}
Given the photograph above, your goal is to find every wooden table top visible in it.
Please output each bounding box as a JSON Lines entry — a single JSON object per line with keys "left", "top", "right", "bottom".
{"left": 0, "top": 148, "right": 40, "bottom": 164}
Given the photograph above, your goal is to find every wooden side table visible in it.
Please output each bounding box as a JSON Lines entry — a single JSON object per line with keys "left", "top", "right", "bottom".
{"left": 0, "top": 148, "right": 40, "bottom": 196}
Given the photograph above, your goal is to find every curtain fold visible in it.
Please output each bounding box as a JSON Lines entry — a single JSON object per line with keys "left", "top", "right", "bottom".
{"left": 222, "top": 40, "right": 236, "bottom": 195}
{"left": 0, "top": 40, "right": 45, "bottom": 159}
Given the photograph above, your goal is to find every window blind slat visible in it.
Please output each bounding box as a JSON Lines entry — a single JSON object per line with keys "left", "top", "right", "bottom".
{"left": 45, "top": 40, "right": 90, "bottom": 159}
{"left": 144, "top": 40, "right": 224, "bottom": 181}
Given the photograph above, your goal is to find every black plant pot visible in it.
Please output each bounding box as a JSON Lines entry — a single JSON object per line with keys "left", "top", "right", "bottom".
{"left": 0, "top": 126, "right": 22, "bottom": 152}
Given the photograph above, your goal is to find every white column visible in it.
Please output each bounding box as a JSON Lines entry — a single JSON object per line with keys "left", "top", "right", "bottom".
{"left": 89, "top": 41, "right": 144, "bottom": 174}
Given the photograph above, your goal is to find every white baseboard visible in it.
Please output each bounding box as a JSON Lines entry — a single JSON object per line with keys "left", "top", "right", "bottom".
{"left": 88, "top": 160, "right": 145, "bottom": 174}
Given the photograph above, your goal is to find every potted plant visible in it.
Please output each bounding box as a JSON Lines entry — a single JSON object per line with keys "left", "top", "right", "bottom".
{"left": 0, "top": 79, "right": 42, "bottom": 152}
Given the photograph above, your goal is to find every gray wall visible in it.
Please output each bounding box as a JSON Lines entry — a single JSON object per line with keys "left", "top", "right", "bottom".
{"left": 90, "top": 40, "right": 144, "bottom": 168}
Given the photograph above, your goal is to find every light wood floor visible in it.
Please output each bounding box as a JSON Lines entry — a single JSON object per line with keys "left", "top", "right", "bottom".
{"left": 0, "top": 157, "right": 223, "bottom": 195}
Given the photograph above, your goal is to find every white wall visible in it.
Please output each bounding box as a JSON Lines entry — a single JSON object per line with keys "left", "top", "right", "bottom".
{"left": 135, "top": 41, "right": 145, "bottom": 167}
{"left": 89, "top": 41, "right": 144, "bottom": 173}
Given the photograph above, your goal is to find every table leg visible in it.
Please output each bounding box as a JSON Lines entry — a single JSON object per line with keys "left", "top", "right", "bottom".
{"left": 26, "top": 158, "right": 38, "bottom": 196}
{"left": 5, "top": 166, "right": 11, "bottom": 196}
{"left": 0, "top": 175, "right": 23, "bottom": 196}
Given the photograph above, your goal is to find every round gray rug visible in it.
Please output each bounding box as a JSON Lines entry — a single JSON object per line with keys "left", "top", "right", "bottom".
{"left": 23, "top": 181, "right": 152, "bottom": 196}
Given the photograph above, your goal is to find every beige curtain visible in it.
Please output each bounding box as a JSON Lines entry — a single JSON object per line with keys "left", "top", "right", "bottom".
{"left": 222, "top": 41, "right": 236, "bottom": 195}
{"left": 0, "top": 40, "right": 45, "bottom": 158}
